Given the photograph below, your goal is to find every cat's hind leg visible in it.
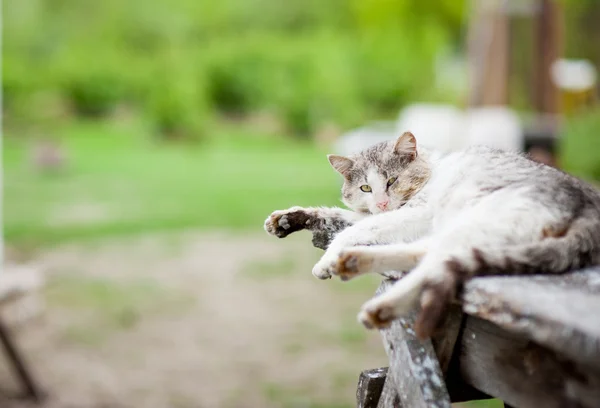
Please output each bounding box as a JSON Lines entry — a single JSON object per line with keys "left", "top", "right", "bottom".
{"left": 357, "top": 257, "right": 450, "bottom": 332}
{"left": 333, "top": 240, "right": 429, "bottom": 281}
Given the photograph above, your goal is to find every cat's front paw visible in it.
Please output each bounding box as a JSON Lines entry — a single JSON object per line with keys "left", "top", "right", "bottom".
{"left": 311, "top": 256, "right": 337, "bottom": 280}
{"left": 334, "top": 249, "right": 375, "bottom": 281}
{"left": 264, "top": 207, "right": 309, "bottom": 238}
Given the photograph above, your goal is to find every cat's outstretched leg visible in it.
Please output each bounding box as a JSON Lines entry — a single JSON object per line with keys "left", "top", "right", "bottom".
{"left": 357, "top": 256, "right": 453, "bottom": 338}
{"left": 333, "top": 241, "right": 429, "bottom": 281}
{"left": 311, "top": 206, "right": 432, "bottom": 279}
{"left": 264, "top": 207, "right": 364, "bottom": 241}
{"left": 357, "top": 200, "right": 564, "bottom": 338}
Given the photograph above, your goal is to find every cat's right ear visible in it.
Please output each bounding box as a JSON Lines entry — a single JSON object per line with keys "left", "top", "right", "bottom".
{"left": 327, "top": 155, "right": 354, "bottom": 178}
{"left": 394, "top": 131, "right": 418, "bottom": 160}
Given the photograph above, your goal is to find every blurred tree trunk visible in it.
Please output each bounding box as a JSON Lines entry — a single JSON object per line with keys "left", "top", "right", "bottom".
{"left": 467, "top": 0, "right": 510, "bottom": 107}
{"left": 565, "top": 0, "right": 600, "bottom": 68}
{"left": 468, "top": 0, "right": 564, "bottom": 113}
{"left": 532, "top": 0, "right": 562, "bottom": 114}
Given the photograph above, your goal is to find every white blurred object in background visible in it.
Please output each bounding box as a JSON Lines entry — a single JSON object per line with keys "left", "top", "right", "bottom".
{"left": 333, "top": 121, "right": 397, "bottom": 156}
{"left": 396, "top": 104, "right": 465, "bottom": 152}
{"left": 334, "top": 103, "right": 524, "bottom": 155}
{"left": 551, "top": 59, "right": 597, "bottom": 92}
{"left": 463, "top": 106, "right": 523, "bottom": 151}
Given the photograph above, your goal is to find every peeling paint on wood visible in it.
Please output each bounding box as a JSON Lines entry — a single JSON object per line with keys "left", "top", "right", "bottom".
{"left": 377, "top": 372, "right": 402, "bottom": 408}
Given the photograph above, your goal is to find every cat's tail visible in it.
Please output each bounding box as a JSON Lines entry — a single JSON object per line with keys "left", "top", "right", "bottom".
{"left": 416, "top": 213, "right": 600, "bottom": 338}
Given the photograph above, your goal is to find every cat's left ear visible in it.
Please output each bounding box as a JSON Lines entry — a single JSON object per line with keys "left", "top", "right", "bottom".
{"left": 327, "top": 154, "right": 354, "bottom": 178}
{"left": 394, "top": 131, "right": 417, "bottom": 160}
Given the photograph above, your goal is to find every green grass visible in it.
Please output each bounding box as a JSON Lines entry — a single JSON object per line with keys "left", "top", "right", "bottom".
{"left": 4, "top": 119, "right": 342, "bottom": 247}
{"left": 242, "top": 256, "right": 299, "bottom": 280}
{"left": 559, "top": 107, "right": 600, "bottom": 181}
{"left": 46, "top": 273, "right": 192, "bottom": 346}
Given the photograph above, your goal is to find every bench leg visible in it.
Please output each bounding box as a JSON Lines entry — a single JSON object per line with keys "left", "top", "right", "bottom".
{"left": 0, "top": 318, "right": 45, "bottom": 402}
{"left": 356, "top": 367, "right": 388, "bottom": 408}
{"left": 374, "top": 280, "right": 452, "bottom": 408}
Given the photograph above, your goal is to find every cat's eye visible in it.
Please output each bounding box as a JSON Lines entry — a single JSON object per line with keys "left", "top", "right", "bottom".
{"left": 360, "top": 185, "right": 372, "bottom": 193}
{"left": 387, "top": 177, "right": 397, "bottom": 187}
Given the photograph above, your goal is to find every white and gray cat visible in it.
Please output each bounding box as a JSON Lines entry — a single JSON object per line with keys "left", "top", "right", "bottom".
{"left": 264, "top": 132, "right": 600, "bottom": 339}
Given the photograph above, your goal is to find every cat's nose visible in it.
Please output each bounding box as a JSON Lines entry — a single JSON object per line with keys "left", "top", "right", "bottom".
{"left": 376, "top": 201, "right": 389, "bottom": 211}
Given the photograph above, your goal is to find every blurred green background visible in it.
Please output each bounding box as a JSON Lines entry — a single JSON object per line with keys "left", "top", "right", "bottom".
{"left": 3, "top": 0, "right": 468, "bottom": 248}
{"left": 4, "top": 0, "right": 600, "bottom": 246}
{"left": 2, "top": 1, "right": 600, "bottom": 407}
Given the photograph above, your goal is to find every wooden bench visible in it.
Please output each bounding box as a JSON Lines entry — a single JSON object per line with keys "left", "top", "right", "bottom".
{"left": 309, "top": 224, "right": 600, "bottom": 408}
{"left": 356, "top": 271, "right": 600, "bottom": 408}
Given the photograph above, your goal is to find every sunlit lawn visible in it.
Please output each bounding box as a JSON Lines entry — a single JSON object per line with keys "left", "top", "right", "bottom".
{"left": 4, "top": 119, "right": 341, "bottom": 247}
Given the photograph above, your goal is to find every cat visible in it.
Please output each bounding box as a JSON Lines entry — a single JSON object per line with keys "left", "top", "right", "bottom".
{"left": 264, "top": 132, "right": 432, "bottom": 248}
{"left": 264, "top": 132, "right": 600, "bottom": 339}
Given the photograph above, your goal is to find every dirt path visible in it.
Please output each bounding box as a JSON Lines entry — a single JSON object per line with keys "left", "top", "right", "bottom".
{"left": 0, "top": 231, "right": 387, "bottom": 408}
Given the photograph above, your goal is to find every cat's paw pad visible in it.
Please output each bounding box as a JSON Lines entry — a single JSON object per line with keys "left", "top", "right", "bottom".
{"left": 334, "top": 249, "right": 373, "bottom": 281}
{"left": 264, "top": 207, "right": 305, "bottom": 238}
{"left": 311, "top": 258, "right": 336, "bottom": 280}
{"left": 358, "top": 299, "right": 397, "bottom": 330}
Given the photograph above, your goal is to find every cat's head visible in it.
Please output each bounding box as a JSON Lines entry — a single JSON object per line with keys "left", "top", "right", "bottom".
{"left": 328, "top": 132, "right": 430, "bottom": 214}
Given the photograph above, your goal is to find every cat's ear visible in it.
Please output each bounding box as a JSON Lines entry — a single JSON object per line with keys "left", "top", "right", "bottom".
{"left": 394, "top": 131, "right": 417, "bottom": 160}
{"left": 327, "top": 154, "right": 354, "bottom": 178}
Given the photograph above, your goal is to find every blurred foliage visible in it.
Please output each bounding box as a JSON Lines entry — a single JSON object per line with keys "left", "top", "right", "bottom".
{"left": 3, "top": 0, "right": 466, "bottom": 138}
{"left": 3, "top": 120, "right": 343, "bottom": 246}
{"left": 563, "top": 0, "right": 600, "bottom": 68}
{"left": 558, "top": 0, "right": 600, "bottom": 181}
{"left": 559, "top": 107, "right": 600, "bottom": 180}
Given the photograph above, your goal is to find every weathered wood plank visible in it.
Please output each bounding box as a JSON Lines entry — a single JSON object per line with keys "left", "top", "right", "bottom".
{"left": 462, "top": 269, "right": 600, "bottom": 370}
{"left": 377, "top": 372, "right": 402, "bottom": 408}
{"left": 354, "top": 366, "right": 404, "bottom": 408}
{"left": 376, "top": 280, "right": 451, "bottom": 408}
{"left": 356, "top": 367, "right": 387, "bottom": 408}
{"left": 458, "top": 316, "right": 600, "bottom": 408}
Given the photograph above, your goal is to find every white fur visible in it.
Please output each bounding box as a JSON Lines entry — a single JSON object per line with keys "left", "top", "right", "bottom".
{"left": 311, "top": 205, "right": 433, "bottom": 279}
{"left": 365, "top": 168, "right": 388, "bottom": 212}
{"left": 342, "top": 241, "right": 429, "bottom": 275}
{"left": 313, "top": 147, "right": 564, "bottom": 325}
